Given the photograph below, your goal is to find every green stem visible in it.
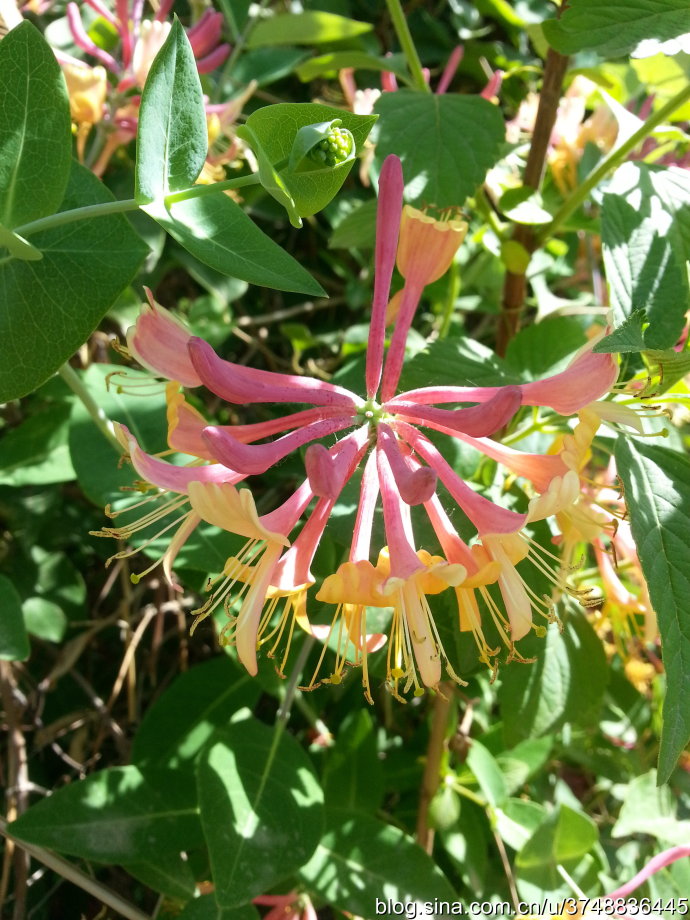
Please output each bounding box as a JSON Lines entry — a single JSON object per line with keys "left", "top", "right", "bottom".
{"left": 0, "top": 818, "right": 152, "bottom": 920}
{"left": 384, "top": 0, "right": 430, "bottom": 93}
{"left": 164, "top": 172, "right": 262, "bottom": 205}
{"left": 58, "top": 363, "right": 123, "bottom": 454}
{"left": 276, "top": 636, "right": 315, "bottom": 730}
{"left": 539, "top": 81, "right": 690, "bottom": 244}
{"left": 14, "top": 199, "right": 139, "bottom": 239}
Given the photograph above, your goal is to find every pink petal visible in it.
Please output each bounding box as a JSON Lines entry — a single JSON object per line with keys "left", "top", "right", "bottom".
{"left": 117, "top": 424, "right": 243, "bottom": 494}
{"left": 400, "top": 424, "right": 526, "bottom": 535}
{"left": 202, "top": 416, "right": 355, "bottom": 475}
{"left": 521, "top": 346, "right": 619, "bottom": 414}
{"left": 377, "top": 424, "right": 437, "bottom": 505}
{"left": 187, "top": 10, "right": 223, "bottom": 58}
{"left": 127, "top": 290, "right": 202, "bottom": 387}
{"left": 350, "top": 450, "right": 380, "bottom": 563}
{"left": 196, "top": 44, "right": 231, "bottom": 74}
{"left": 390, "top": 386, "right": 521, "bottom": 438}
{"left": 271, "top": 497, "right": 334, "bottom": 591}
{"left": 388, "top": 385, "right": 507, "bottom": 406}
{"left": 188, "top": 336, "right": 360, "bottom": 408}
{"left": 424, "top": 493, "right": 480, "bottom": 573}
{"left": 261, "top": 479, "right": 314, "bottom": 536}
{"left": 231, "top": 407, "right": 344, "bottom": 444}
{"left": 379, "top": 282, "right": 425, "bottom": 402}
{"left": 605, "top": 845, "right": 690, "bottom": 900}
{"left": 67, "top": 3, "right": 120, "bottom": 72}
{"left": 376, "top": 445, "right": 426, "bottom": 581}
{"left": 305, "top": 425, "right": 369, "bottom": 499}
{"left": 436, "top": 45, "right": 463, "bottom": 95}
{"left": 366, "top": 155, "right": 405, "bottom": 399}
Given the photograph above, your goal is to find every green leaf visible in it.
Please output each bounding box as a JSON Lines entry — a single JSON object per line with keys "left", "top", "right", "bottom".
{"left": 0, "top": 161, "right": 147, "bottom": 402}
{"left": 196, "top": 720, "right": 324, "bottom": 907}
{"left": 299, "top": 809, "right": 456, "bottom": 913}
{"left": 612, "top": 770, "right": 690, "bottom": 843}
{"left": 9, "top": 766, "right": 203, "bottom": 861}
{"left": 228, "top": 47, "right": 309, "bottom": 87}
{"left": 329, "top": 198, "right": 377, "bottom": 250}
{"left": 131, "top": 657, "right": 261, "bottom": 769}
{"left": 467, "top": 740, "right": 507, "bottom": 808}
{"left": 248, "top": 11, "right": 372, "bottom": 48}
{"left": 495, "top": 798, "right": 547, "bottom": 851}
{"left": 322, "top": 709, "right": 383, "bottom": 813}
{"left": 22, "top": 597, "right": 67, "bottom": 643}
{"left": 516, "top": 804, "right": 598, "bottom": 895}
{"left": 615, "top": 438, "right": 690, "bottom": 783}
{"left": 505, "top": 316, "right": 587, "bottom": 378}
{"left": 0, "top": 401, "right": 76, "bottom": 486}
{"left": 593, "top": 309, "right": 648, "bottom": 354}
{"left": 177, "top": 896, "right": 260, "bottom": 920}
{"left": 123, "top": 852, "right": 198, "bottom": 900}
{"left": 601, "top": 164, "right": 690, "bottom": 351}
{"left": 499, "top": 186, "right": 553, "bottom": 225}
{"left": 240, "top": 103, "right": 377, "bottom": 219}
{"left": 543, "top": 0, "right": 690, "bottom": 58}
{"left": 374, "top": 93, "right": 505, "bottom": 207}
{"left": 645, "top": 346, "right": 690, "bottom": 393}
{"left": 145, "top": 193, "right": 325, "bottom": 295}
{"left": 0, "top": 574, "right": 30, "bottom": 661}
{"left": 498, "top": 613, "right": 608, "bottom": 746}
{"left": 0, "top": 225, "right": 42, "bottom": 261}
{"left": 399, "top": 337, "right": 520, "bottom": 391}
{"left": 235, "top": 124, "right": 303, "bottom": 228}
{"left": 296, "top": 51, "right": 408, "bottom": 83}
{"left": 135, "top": 19, "right": 207, "bottom": 204}
{"left": 0, "top": 21, "right": 71, "bottom": 229}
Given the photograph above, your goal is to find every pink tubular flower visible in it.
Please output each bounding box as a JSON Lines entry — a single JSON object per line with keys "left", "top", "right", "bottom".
{"left": 254, "top": 892, "right": 317, "bottom": 920}
{"left": 101, "top": 154, "right": 621, "bottom": 700}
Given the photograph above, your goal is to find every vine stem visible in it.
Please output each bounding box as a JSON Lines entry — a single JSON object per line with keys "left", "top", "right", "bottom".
{"left": 384, "top": 0, "right": 430, "bottom": 94}
{"left": 276, "top": 636, "right": 316, "bottom": 730}
{"left": 415, "top": 683, "right": 453, "bottom": 853}
{"left": 58, "top": 363, "right": 123, "bottom": 454}
{"left": 0, "top": 817, "right": 153, "bottom": 920}
{"left": 14, "top": 199, "right": 140, "bottom": 238}
{"left": 537, "top": 79, "right": 690, "bottom": 244}
{"left": 497, "top": 47, "right": 569, "bottom": 356}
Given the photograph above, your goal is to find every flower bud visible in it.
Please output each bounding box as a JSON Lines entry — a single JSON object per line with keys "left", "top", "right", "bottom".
{"left": 289, "top": 119, "right": 355, "bottom": 174}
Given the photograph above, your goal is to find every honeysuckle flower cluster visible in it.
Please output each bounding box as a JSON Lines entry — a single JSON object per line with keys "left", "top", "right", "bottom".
{"left": 95, "top": 155, "right": 620, "bottom": 702}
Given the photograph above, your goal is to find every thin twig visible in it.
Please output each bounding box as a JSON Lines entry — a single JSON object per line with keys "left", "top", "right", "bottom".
{"left": 497, "top": 47, "right": 569, "bottom": 355}
{"left": 0, "top": 818, "right": 153, "bottom": 920}
{"left": 1, "top": 661, "right": 30, "bottom": 920}
{"left": 415, "top": 683, "right": 454, "bottom": 853}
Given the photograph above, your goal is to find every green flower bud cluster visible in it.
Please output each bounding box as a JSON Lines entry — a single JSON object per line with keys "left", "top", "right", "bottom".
{"left": 309, "top": 126, "right": 354, "bottom": 167}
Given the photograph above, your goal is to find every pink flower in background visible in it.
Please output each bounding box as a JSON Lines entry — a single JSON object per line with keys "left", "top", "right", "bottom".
{"left": 102, "top": 154, "right": 619, "bottom": 700}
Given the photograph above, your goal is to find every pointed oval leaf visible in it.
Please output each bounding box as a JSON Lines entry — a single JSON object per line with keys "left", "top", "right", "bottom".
{"left": 131, "top": 656, "right": 261, "bottom": 769}
{"left": 135, "top": 18, "right": 208, "bottom": 204}
{"left": 615, "top": 438, "right": 690, "bottom": 784}
{"left": 0, "top": 21, "right": 71, "bottom": 229}
{"left": 299, "top": 809, "right": 456, "bottom": 914}
{"left": 9, "top": 766, "right": 203, "bottom": 861}
{"left": 0, "top": 161, "right": 147, "bottom": 402}
{"left": 196, "top": 719, "right": 324, "bottom": 908}
{"left": 145, "top": 193, "right": 325, "bottom": 295}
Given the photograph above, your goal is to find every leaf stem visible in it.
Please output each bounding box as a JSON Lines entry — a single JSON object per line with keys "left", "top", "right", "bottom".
{"left": 58, "top": 363, "right": 123, "bottom": 454}
{"left": 0, "top": 818, "right": 153, "bottom": 920}
{"left": 538, "top": 80, "right": 690, "bottom": 244}
{"left": 384, "top": 0, "right": 430, "bottom": 93}
{"left": 276, "top": 635, "right": 315, "bottom": 730}
{"left": 14, "top": 199, "right": 140, "bottom": 238}
{"left": 416, "top": 683, "right": 453, "bottom": 853}
{"left": 163, "top": 172, "right": 262, "bottom": 205}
